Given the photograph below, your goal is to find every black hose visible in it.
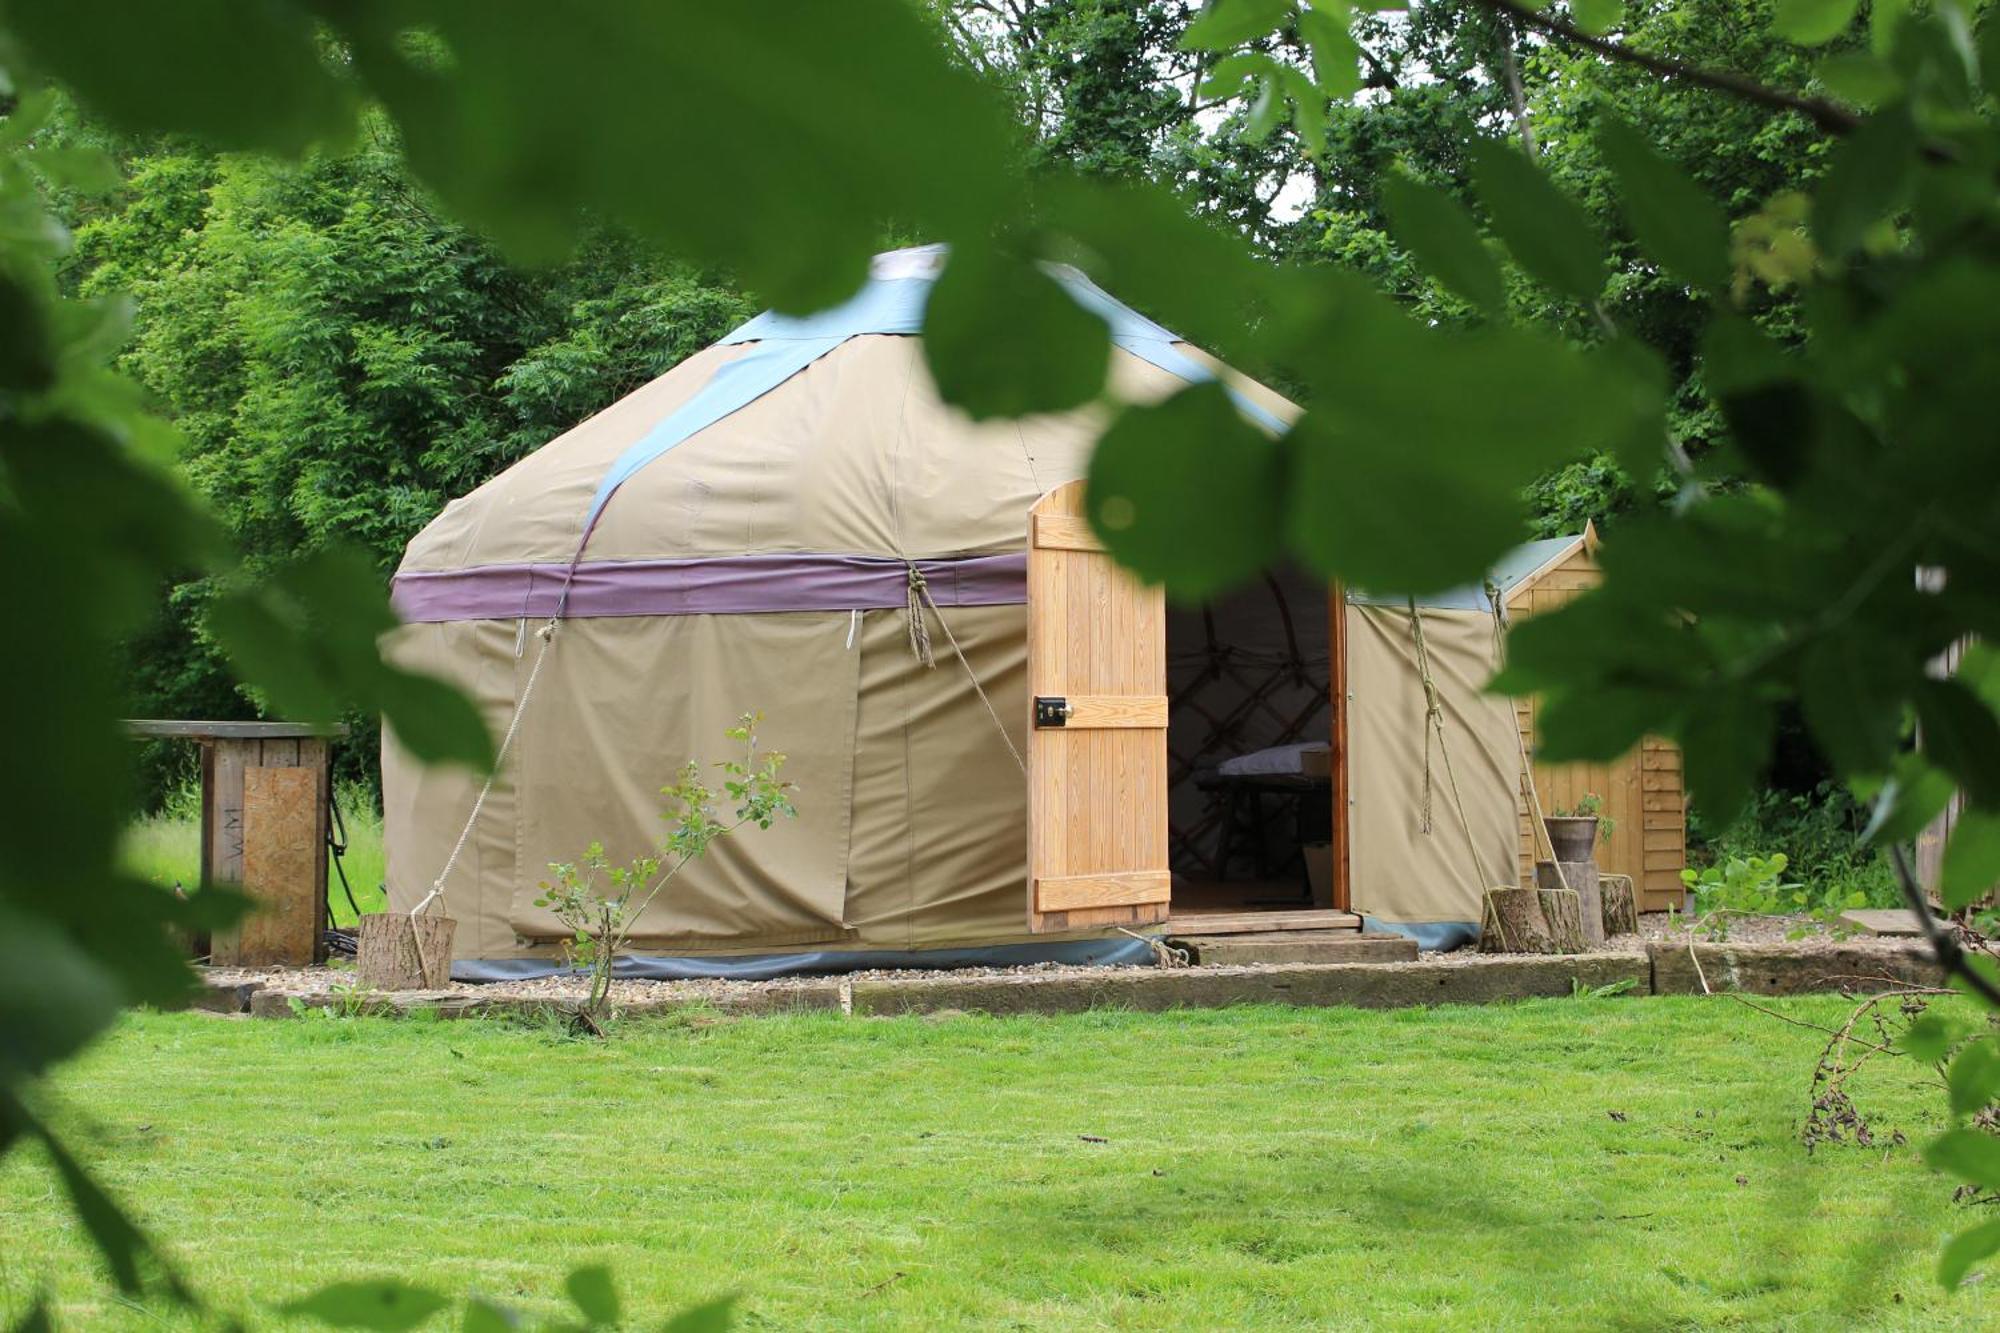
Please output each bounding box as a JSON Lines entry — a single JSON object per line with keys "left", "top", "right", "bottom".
{"left": 326, "top": 781, "right": 362, "bottom": 922}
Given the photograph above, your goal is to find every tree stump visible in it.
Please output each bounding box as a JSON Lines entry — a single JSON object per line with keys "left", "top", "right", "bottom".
{"left": 1538, "top": 859, "right": 1604, "bottom": 947}
{"left": 1600, "top": 873, "right": 1639, "bottom": 937}
{"left": 356, "top": 912, "right": 456, "bottom": 990}
{"left": 1478, "top": 887, "right": 1586, "bottom": 955}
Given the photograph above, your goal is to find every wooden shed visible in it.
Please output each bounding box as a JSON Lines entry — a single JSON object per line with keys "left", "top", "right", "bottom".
{"left": 1505, "top": 525, "right": 1687, "bottom": 910}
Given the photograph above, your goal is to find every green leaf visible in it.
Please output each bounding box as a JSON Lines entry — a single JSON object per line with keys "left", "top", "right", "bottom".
{"left": 1468, "top": 138, "right": 1607, "bottom": 305}
{"left": 1798, "top": 631, "right": 1912, "bottom": 778}
{"left": 324, "top": 5, "right": 1017, "bottom": 310}
{"left": 1181, "top": 0, "right": 1292, "bottom": 51}
{"left": 1948, "top": 1039, "right": 2000, "bottom": 1118}
{"left": 1942, "top": 810, "right": 2000, "bottom": 910}
{"left": 1701, "top": 314, "right": 1792, "bottom": 396}
{"left": 1533, "top": 687, "right": 1676, "bottom": 763}
{"left": 1861, "top": 756, "right": 1956, "bottom": 845}
{"left": 0, "top": 907, "right": 124, "bottom": 1084}
{"left": 565, "top": 1266, "right": 620, "bottom": 1326}
{"left": 661, "top": 1296, "right": 738, "bottom": 1333}
{"left": 1679, "top": 689, "right": 1775, "bottom": 827}
{"left": 1595, "top": 115, "right": 1730, "bottom": 290}
{"left": 922, "top": 244, "right": 1111, "bottom": 420}
{"left": 375, "top": 669, "right": 497, "bottom": 773}
{"left": 9, "top": 1299, "right": 52, "bottom": 1333}
{"left": 1773, "top": 0, "right": 1861, "bottom": 45}
{"left": 1570, "top": 0, "right": 1625, "bottom": 37}
{"left": 1298, "top": 8, "right": 1363, "bottom": 98}
{"left": 1380, "top": 173, "right": 1506, "bottom": 315}
{"left": 1916, "top": 679, "right": 2000, "bottom": 809}
{"left": 24, "top": 145, "right": 123, "bottom": 195}
{"left": 1285, "top": 292, "right": 1657, "bottom": 593}
{"left": 1087, "top": 381, "right": 1288, "bottom": 601}
{"left": 461, "top": 1299, "right": 517, "bottom": 1333}
{"left": 1813, "top": 106, "right": 1919, "bottom": 260}
{"left": 7, "top": 0, "right": 357, "bottom": 154}
{"left": 1925, "top": 1127, "right": 2000, "bottom": 1190}
{"left": 208, "top": 548, "right": 494, "bottom": 771}
{"left": 279, "top": 1280, "right": 451, "bottom": 1332}
{"left": 1940, "top": 1216, "right": 2000, "bottom": 1290}
{"left": 17, "top": 1103, "right": 191, "bottom": 1305}
{"left": 0, "top": 269, "right": 56, "bottom": 394}
{"left": 1901, "top": 1012, "right": 1954, "bottom": 1062}
{"left": 1816, "top": 53, "right": 1903, "bottom": 107}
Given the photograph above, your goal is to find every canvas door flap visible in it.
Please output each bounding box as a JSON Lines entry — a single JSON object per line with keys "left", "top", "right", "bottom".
{"left": 509, "top": 613, "right": 859, "bottom": 947}
{"left": 843, "top": 604, "right": 1034, "bottom": 947}
{"left": 1346, "top": 603, "right": 1517, "bottom": 925}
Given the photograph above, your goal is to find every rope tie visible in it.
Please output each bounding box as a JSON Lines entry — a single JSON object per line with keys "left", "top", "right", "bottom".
{"left": 906, "top": 563, "right": 1025, "bottom": 775}
{"left": 904, "top": 565, "right": 936, "bottom": 668}
{"left": 1406, "top": 599, "right": 1487, "bottom": 888}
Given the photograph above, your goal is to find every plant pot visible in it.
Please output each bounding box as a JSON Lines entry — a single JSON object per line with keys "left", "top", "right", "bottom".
{"left": 1544, "top": 815, "right": 1599, "bottom": 864}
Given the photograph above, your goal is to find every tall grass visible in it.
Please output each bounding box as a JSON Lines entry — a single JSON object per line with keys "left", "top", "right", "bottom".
{"left": 119, "top": 781, "right": 386, "bottom": 926}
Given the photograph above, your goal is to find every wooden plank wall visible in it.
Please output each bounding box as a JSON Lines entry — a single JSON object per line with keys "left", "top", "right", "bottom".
{"left": 1026, "top": 482, "right": 1172, "bottom": 933}
{"left": 1507, "top": 543, "right": 1686, "bottom": 910}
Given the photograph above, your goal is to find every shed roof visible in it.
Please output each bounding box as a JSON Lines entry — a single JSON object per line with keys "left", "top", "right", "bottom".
{"left": 1347, "top": 532, "right": 1586, "bottom": 611}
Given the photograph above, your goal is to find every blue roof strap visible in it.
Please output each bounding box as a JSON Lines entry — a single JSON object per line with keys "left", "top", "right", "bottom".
{"left": 576, "top": 256, "right": 1288, "bottom": 554}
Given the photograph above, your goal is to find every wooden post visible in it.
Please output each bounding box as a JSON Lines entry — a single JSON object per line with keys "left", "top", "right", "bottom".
{"left": 356, "top": 912, "right": 456, "bottom": 990}
{"left": 127, "top": 720, "right": 344, "bottom": 967}
{"left": 1600, "top": 873, "right": 1639, "bottom": 937}
{"left": 1478, "top": 885, "right": 1586, "bottom": 954}
{"left": 1328, "top": 584, "right": 1350, "bottom": 913}
{"left": 1538, "top": 859, "right": 1604, "bottom": 947}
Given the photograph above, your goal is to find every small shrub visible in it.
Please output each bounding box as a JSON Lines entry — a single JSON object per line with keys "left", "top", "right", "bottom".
{"left": 1679, "top": 853, "right": 1866, "bottom": 940}
{"left": 538, "top": 714, "right": 796, "bottom": 1029}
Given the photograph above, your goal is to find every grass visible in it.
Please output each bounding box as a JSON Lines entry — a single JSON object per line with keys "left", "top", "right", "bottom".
{"left": 4, "top": 997, "right": 1997, "bottom": 1329}
{"left": 119, "top": 784, "right": 386, "bottom": 925}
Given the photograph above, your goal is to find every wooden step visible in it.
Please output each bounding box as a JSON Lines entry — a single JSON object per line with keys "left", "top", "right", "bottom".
{"left": 1164, "top": 908, "right": 1361, "bottom": 936}
{"left": 1168, "top": 929, "right": 1417, "bottom": 967}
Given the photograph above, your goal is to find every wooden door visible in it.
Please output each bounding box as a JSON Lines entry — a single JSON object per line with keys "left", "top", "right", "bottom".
{"left": 1026, "top": 481, "right": 1172, "bottom": 933}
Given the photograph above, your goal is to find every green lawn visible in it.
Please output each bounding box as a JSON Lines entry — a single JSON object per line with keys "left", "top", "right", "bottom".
{"left": 119, "top": 790, "right": 386, "bottom": 926}
{"left": 4, "top": 997, "right": 1994, "bottom": 1330}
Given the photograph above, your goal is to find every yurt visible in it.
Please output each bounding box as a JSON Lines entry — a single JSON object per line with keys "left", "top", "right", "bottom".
{"left": 383, "top": 245, "right": 1547, "bottom": 978}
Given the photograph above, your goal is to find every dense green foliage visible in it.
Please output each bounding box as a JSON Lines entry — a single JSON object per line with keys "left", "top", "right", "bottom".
{"left": 53, "top": 134, "right": 750, "bottom": 795}
{"left": 59, "top": 2, "right": 1835, "bottom": 807}
{"left": 7, "top": 0, "right": 2000, "bottom": 1313}
{"left": 7, "top": 1000, "right": 1995, "bottom": 1328}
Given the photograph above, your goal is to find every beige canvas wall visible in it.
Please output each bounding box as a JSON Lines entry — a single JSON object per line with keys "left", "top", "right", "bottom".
{"left": 383, "top": 602, "right": 1039, "bottom": 960}
{"left": 1345, "top": 603, "right": 1519, "bottom": 924}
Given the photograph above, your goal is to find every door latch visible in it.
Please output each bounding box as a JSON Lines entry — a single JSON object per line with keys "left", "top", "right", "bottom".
{"left": 1033, "top": 696, "right": 1072, "bottom": 728}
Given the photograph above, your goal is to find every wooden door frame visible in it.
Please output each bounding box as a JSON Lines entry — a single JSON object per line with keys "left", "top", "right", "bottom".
{"left": 1328, "top": 583, "right": 1351, "bottom": 912}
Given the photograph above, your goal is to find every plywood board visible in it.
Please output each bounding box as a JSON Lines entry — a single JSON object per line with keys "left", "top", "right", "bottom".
{"left": 212, "top": 765, "right": 320, "bottom": 966}
{"left": 1026, "top": 481, "right": 1171, "bottom": 933}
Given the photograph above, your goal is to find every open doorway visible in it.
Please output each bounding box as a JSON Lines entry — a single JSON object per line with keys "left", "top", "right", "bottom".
{"left": 1166, "top": 563, "right": 1339, "bottom": 917}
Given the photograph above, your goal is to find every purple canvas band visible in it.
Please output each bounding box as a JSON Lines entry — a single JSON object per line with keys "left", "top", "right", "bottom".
{"left": 390, "top": 552, "right": 1029, "bottom": 624}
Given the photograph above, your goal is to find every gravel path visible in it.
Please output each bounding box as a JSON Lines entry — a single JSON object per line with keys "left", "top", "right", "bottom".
{"left": 200, "top": 911, "right": 1929, "bottom": 1004}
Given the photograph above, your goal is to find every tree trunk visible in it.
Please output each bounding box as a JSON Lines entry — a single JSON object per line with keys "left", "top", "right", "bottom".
{"left": 1478, "top": 887, "right": 1586, "bottom": 955}
{"left": 356, "top": 912, "right": 456, "bottom": 990}
{"left": 1600, "top": 873, "right": 1639, "bottom": 937}
{"left": 1538, "top": 860, "right": 1604, "bottom": 947}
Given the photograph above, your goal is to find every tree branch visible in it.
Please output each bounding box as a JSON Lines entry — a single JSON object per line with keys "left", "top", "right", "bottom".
{"left": 1893, "top": 843, "right": 2000, "bottom": 1010}
{"left": 1466, "top": 0, "right": 1863, "bottom": 138}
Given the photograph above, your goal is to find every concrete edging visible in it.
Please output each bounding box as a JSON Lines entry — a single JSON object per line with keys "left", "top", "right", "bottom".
{"left": 180, "top": 939, "right": 1948, "bottom": 1021}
